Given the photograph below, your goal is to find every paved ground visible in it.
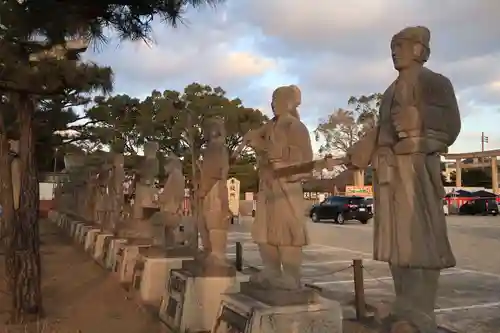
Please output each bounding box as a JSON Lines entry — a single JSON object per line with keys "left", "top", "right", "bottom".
{"left": 228, "top": 215, "right": 500, "bottom": 333}
{"left": 0, "top": 221, "right": 162, "bottom": 333}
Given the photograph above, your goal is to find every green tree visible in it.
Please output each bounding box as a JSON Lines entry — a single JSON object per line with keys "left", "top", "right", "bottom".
{"left": 450, "top": 169, "right": 492, "bottom": 187}
{"left": 78, "top": 84, "right": 265, "bottom": 187}
{"left": 5, "top": 0, "right": 223, "bottom": 45}
{"left": 229, "top": 154, "right": 258, "bottom": 193}
{"left": 314, "top": 93, "right": 381, "bottom": 154}
{"left": 81, "top": 94, "right": 143, "bottom": 154}
{"left": 141, "top": 83, "right": 267, "bottom": 180}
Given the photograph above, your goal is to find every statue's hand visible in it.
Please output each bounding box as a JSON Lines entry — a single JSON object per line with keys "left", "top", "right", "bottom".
{"left": 323, "top": 154, "right": 346, "bottom": 171}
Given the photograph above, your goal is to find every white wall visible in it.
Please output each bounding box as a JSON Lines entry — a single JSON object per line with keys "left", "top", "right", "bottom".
{"left": 39, "top": 182, "right": 55, "bottom": 200}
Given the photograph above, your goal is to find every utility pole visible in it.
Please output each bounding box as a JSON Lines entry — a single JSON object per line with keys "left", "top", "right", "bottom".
{"left": 481, "top": 132, "right": 489, "bottom": 167}
{"left": 481, "top": 132, "right": 488, "bottom": 152}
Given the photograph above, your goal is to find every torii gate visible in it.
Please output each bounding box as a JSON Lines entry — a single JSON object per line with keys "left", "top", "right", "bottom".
{"left": 443, "top": 149, "right": 500, "bottom": 194}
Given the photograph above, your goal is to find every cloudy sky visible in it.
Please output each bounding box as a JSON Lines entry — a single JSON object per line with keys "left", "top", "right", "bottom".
{"left": 85, "top": 0, "right": 500, "bottom": 155}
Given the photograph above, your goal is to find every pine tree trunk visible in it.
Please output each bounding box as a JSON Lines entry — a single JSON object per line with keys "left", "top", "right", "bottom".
{"left": 0, "top": 110, "right": 14, "bottom": 250}
{"left": 5, "top": 94, "right": 43, "bottom": 323}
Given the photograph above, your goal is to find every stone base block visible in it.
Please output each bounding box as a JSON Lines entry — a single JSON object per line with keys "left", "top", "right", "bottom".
{"left": 93, "top": 232, "right": 114, "bottom": 263}
{"left": 117, "top": 241, "right": 152, "bottom": 285}
{"left": 107, "top": 238, "right": 128, "bottom": 271}
{"left": 159, "top": 268, "right": 248, "bottom": 333}
{"left": 62, "top": 217, "right": 72, "bottom": 234}
{"left": 240, "top": 281, "right": 315, "bottom": 306}
{"left": 59, "top": 214, "right": 68, "bottom": 229}
{"left": 68, "top": 220, "right": 80, "bottom": 238}
{"left": 131, "top": 253, "right": 192, "bottom": 306}
{"left": 47, "top": 210, "right": 58, "bottom": 223}
{"left": 84, "top": 228, "right": 101, "bottom": 253}
{"left": 76, "top": 225, "right": 92, "bottom": 246}
{"left": 212, "top": 291, "right": 342, "bottom": 333}
{"left": 73, "top": 222, "right": 85, "bottom": 243}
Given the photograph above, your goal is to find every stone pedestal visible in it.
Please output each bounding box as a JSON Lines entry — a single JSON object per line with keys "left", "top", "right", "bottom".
{"left": 63, "top": 217, "right": 73, "bottom": 235}
{"left": 158, "top": 259, "right": 248, "bottom": 333}
{"left": 117, "top": 239, "right": 152, "bottom": 286}
{"left": 84, "top": 228, "right": 101, "bottom": 253}
{"left": 55, "top": 212, "right": 63, "bottom": 227}
{"left": 107, "top": 238, "right": 128, "bottom": 271}
{"left": 60, "top": 214, "right": 68, "bottom": 230}
{"left": 68, "top": 220, "right": 80, "bottom": 238}
{"left": 93, "top": 232, "right": 114, "bottom": 263}
{"left": 212, "top": 283, "right": 343, "bottom": 333}
{"left": 131, "top": 246, "right": 194, "bottom": 306}
{"left": 73, "top": 222, "right": 85, "bottom": 243}
{"left": 48, "top": 210, "right": 58, "bottom": 223}
{"left": 76, "top": 225, "right": 93, "bottom": 246}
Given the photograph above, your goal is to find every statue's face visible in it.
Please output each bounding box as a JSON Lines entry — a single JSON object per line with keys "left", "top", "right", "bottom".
{"left": 391, "top": 37, "right": 419, "bottom": 71}
{"left": 8, "top": 140, "right": 19, "bottom": 154}
{"left": 271, "top": 95, "right": 288, "bottom": 117}
{"left": 206, "top": 123, "right": 225, "bottom": 143}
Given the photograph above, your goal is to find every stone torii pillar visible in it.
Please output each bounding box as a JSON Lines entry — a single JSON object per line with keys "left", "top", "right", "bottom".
{"left": 492, "top": 157, "right": 498, "bottom": 194}
{"left": 455, "top": 158, "right": 462, "bottom": 187}
{"left": 353, "top": 169, "right": 365, "bottom": 187}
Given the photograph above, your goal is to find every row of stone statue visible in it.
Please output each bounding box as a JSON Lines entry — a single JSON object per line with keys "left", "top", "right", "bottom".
{"left": 55, "top": 25, "right": 461, "bottom": 333}
{"left": 235, "top": 25, "right": 462, "bottom": 333}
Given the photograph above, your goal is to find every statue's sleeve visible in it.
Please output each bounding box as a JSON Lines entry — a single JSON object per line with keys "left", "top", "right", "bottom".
{"left": 285, "top": 120, "right": 314, "bottom": 182}
{"left": 425, "top": 74, "right": 461, "bottom": 147}
{"left": 345, "top": 127, "right": 378, "bottom": 169}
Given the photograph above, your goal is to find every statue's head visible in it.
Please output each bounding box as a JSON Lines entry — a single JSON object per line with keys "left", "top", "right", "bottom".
{"left": 144, "top": 141, "right": 159, "bottom": 158}
{"left": 271, "top": 85, "right": 301, "bottom": 119}
{"left": 204, "top": 117, "right": 226, "bottom": 144}
{"left": 8, "top": 140, "right": 19, "bottom": 155}
{"left": 164, "top": 154, "right": 182, "bottom": 174}
{"left": 391, "top": 26, "right": 430, "bottom": 71}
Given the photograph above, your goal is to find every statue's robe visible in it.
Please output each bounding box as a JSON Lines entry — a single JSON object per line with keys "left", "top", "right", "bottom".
{"left": 262, "top": 114, "right": 313, "bottom": 247}
{"left": 348, "top": 67, "right": 461, "bottom": 269}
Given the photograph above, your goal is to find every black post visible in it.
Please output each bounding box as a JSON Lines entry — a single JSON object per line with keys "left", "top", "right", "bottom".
{"left": 353, "top": 259, "right": 366, "bottom": 320}
{"left": 235, "top": 241, "right": 243, "bottom": 272}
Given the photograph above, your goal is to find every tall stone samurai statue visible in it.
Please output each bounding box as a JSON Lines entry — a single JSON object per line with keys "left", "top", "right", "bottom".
{"left": 345, "top": 26, "right": 461, "bottom": 333}
{"left": 198, "top": 117, "right": 231, "bottom": 265}
{"left": 239, "top": 85, "right": 313, "bottom": 290}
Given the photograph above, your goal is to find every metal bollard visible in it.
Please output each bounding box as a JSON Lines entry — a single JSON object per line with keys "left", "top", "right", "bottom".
{"left": 235, "top": 242, "right": 243, "bottom": 272}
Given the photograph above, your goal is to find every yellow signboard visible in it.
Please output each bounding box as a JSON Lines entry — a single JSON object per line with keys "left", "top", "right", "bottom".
{"left": 345, "top": 186, "right": 373, "bottom": 197}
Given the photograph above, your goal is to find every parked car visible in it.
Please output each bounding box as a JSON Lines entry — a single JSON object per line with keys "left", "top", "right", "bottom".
{"left": 309, "top": 196, "right": 373, "bottom": 224}
{"left": 365, "top": 197, "right": 374, "bottom": 214}
{"left": 459, "top": 198, "right": 498, "bottom": 216}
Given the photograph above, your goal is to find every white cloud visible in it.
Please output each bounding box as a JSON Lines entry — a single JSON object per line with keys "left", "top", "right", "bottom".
{"left": 83, "top": 0, "right": 500, "bottom": 154}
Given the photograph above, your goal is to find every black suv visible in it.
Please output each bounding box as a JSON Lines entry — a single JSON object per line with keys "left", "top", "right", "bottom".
{"left": 310, "top": 196, "right": 373, "bottom": 224}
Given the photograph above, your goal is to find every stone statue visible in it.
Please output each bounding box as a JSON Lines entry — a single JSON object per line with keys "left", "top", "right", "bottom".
{"left": 95, "top": 168, "right": 111, "bottom": 226}
{"left": 198, "top": 117, "right": 230, "bottom": 264}
{"left": 149, "top": 154, "right": 185, "bottom": 247}
{"left": 344, "top": 26, "right": 461, "bottom": 333}
{"left": 9, "top": 140, "right": 21, "bottom": 211}
{"left": 109, "top": 153, "right": 125, "bottom": 232}
{"left": 133, "top": 141, "right": 159, "bottom": 219}
{"left": 243, "top": 85, "right": 313, "bottom": 290}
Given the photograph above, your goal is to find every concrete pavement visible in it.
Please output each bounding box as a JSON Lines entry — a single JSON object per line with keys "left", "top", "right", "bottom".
{"left": 228, "top": 215, "right": 500, "bottom": 333}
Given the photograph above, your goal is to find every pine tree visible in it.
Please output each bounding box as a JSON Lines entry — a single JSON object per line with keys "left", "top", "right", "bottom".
{"left": 0, "top": 0, "right": 223, "bottom": 323}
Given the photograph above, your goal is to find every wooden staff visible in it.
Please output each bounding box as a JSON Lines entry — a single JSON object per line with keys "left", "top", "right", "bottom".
{"left": 273, "top": 155, "right": 345, "bottom": 178}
